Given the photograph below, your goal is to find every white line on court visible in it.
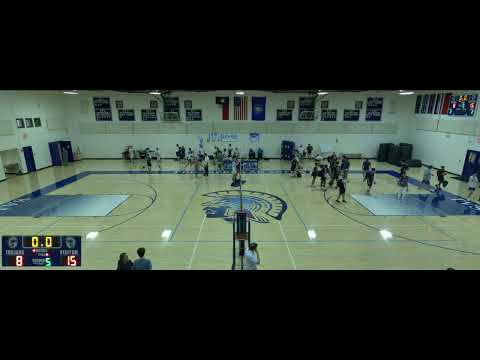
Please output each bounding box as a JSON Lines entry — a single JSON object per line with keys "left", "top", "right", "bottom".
{"left": 187, "top": 215, "right": 207, "bottom": 270}
{"left": 278, "top": 219, "right": 297, "bottom": 270}
{"left": 261, "top": 173, "right": 297, "bottom": 270}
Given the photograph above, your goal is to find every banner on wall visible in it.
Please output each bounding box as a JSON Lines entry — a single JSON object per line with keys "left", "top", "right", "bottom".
{"left": 414, "top": 95, "right": 422, "bottom": 114}
{"left": 251, "top": 97, "right": 266, "bottom": 121}
{"left": 163, "top": 97, "right": 180, "bottom": 115}
{"left": 249, "top": 133, "right": 260, "bottom": 143}
{"left": 427, "top": 94, "right": 436, "bottom": 114}
{"left": 141, "top": 109, "right": 157, "bottom": 121}
{"left": 434, "top": 93, "right": 442, "bottom": 114}
{"left": 420, "top": 95, "right": 429, "bottom": 114}
{"left": 276, "top": 109, "right": 292, "bottom": 121}
{"left": 343, "top": 109, "right": 360, "bottom": 121}
{"left": 208, "top": 132, "right": 239, "bottom": 142}
{"left": 186, "top": 109, "right": 202, "bottom": 121}
{"left": 321, "top": 109, "right": 337, "bottom": 121}
{"left": 365, "top": 97, "right": 383, "bottom": 121}
{"left": 298, "top": 97, "right": 315, "bottom": 121}
{"left": 93, "top": 97, "right": 112, "bottom": 121}
{"left": 118, "top": 109, "right": 135, "bottom": 121}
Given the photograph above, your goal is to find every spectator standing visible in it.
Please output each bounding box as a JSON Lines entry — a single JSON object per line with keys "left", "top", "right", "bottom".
{"left": 132, "top": 247, "right": 152, "bottom": 270}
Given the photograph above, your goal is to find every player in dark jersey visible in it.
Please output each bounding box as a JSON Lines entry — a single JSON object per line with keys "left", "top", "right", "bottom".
{"left": 291, "top": 157, "right": 298, "bottom": 177}
{"left": 311, "top": 162, "right": 319, "bottom": 187}
{"left": 362, "top": 158, "right": 371, "bottom": 181}
{"left": 329, "top": 161, "right": 340, "bottom": 187}
{"left": 319, "top": 165, "right": 328, "bottom": 191}
{"left": 336, "top": 176, "right": 347, "bottom": 203}
{"left": 340, "top": 156, "right": 350, "bottom": 182}
{"left": 365, "top": 168, "right": 376, "bottom": 194}
{"left": 435, "top": 166, "right": 447, "bottom": 192}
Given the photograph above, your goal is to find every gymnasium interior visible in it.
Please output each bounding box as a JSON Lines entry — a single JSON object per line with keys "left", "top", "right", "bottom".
{"left": 0, "top": 89, "right": 479, "bottom": 269}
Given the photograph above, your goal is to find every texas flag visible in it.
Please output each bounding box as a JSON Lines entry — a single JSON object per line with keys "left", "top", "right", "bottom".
{"left": 216, "top": 97, "right": 229, "bottom": 120}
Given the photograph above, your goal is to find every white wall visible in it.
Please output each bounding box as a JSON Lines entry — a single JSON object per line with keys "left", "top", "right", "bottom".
{"left": 0, "top": 155, "right": 5, "bottom": 181}
{"left": 0, "top": 91, "right": 68, "bottom": 173}
{"left": 409, "top": 91, "right": 480, "bottom": 174}
{"left": 66, "top": 90, "right": 412, "bottom": 159}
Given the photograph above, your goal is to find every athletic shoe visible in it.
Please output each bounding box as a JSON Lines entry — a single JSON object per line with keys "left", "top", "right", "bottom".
{"left": 342, "top": 200, "right": 347, "bottom": 203}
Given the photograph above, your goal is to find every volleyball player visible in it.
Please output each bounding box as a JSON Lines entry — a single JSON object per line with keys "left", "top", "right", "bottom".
{"left": 365, "top": 168, "right": 376, "bottom": 194}
{"left": 146, "top": 152, "right": 152, "bottom": 173}
{"left": 311, "top": 162, "right": 319, "bottom": 187}
{"left": 341, "top": 155, "right": 350, "bottom": 182}
{"left": 193, "top": 155, "right": 200, "bottom": 177}
{"left": 435, "top": 166, "right": 447, "bottom": 192}
{"left": 467, "top": 173, "right": 479, "bottom": 199}
{"left": 336, "top": 175, "right": 347, "bottom": 203}
{"left": 217, "top": 150, "right": 224, "bottom": 173}
{"left": 319, "top": 165, "right": 328, "bottom": 191}
{"left": 291, "top": 156, "right": 298, "bottom": 177}
{"left": 362, "top": 158, "right": 371, "bottom": 181}
{"left": 203, "top": 155, "right": 209, "bottom": 177}
{"left": 307, "top": 144, "right": 313, "bottom": 159}
{"left": 397, "top": 172, "right": 409, "bottom": 200}
{"left": 422, "top": 165, "right": 432, "bottom": 187}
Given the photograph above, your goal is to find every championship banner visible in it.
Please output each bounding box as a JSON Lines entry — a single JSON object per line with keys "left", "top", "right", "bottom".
{"left": 414, "top": 95, "right": 422, "bottom": 114}
{"left": 427, "top": 94, "right": 436, "bottom": 114}
{"left": 163, "top": 97, "right": 180, "bottom": 115}
{"left": 421, "top": 95, "right": 429, "bottom": 113}
{"left": 249, "top": 133, "right": 260, "bottom": 143}
{"left": 298, "top": 97, "right": 315, "bottom": 121}
{"left": 251, "top": 97, "right": 266, "bottom": 121}
{"left": 365, "top": 97, "right": 383, "bottom": 121}
{"left": 93, "top": 97, "right": 112, "bottom": 121}
{"left": 321, "top": 109, "right": 337, "bottom": 121}
{"left": 216, "top": 97, "right": 229, "bottom": 120}
{"left": 186, "top": 109, "right": 202, "bottom": 121}
{"left": 208, "top": 132, "right": 239, "bottom": 142}
{"left": 441, "top": 93, "right": 452, "bottom": 114}
{"left": 141, "top": 109, "right": 157, "bottom": 121}
{"left": 343, "top": 109, "right": 360, "bottom": 121}
{"left": 434, "top": 94, "right": 442, "bottom": 114}
{"left": 276, "top": 109, "right": 292, "bottom": 121}
{"left": 118, "top": 109, "right": 135, "bottom": 121}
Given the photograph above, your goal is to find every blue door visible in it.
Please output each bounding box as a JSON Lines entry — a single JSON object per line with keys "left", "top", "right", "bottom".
{"left": 461, "top": 150, "right": 480, "bottom": 179}
{"left": 23, "top": 146, "right": 36, "bottom": 172}
{"left": 49, "top": 142, "right": 62, "bottom": 166}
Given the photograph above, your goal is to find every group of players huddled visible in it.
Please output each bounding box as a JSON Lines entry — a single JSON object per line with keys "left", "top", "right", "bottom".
{"left": 291, "top": 142, "right": 474, "bottom": 203}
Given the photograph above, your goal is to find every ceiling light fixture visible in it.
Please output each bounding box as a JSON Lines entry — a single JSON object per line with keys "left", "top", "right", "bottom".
{"left": 149, "top": 90, "right": 162, "bottom": 95}
{"left": 63, "top": 90, "right": 79, "bottom": 95}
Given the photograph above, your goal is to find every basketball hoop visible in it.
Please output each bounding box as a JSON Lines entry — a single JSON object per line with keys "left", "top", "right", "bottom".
{"left": 22, "top": 133, "right": 28, "bottom": 140}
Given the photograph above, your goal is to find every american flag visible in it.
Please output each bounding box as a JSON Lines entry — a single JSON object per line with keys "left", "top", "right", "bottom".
{"left": 234, "top": 96, "right": 248, "bottom": 120}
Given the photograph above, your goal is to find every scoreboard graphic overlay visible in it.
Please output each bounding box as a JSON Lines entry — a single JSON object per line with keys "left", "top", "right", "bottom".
{"left": 2, "top": 235, "right": 81, "bottom": 267}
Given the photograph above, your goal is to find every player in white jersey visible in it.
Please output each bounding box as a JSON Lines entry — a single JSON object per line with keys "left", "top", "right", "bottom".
{"left": 467, "top": 173, "right": 479, "bottom": 199}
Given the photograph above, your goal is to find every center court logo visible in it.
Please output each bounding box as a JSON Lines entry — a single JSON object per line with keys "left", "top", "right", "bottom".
{"left": 201, "top": 190, "right": 288, "bottom": 224}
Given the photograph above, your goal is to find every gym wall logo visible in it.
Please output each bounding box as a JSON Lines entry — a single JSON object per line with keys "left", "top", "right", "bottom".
{"left": 201, "top": 190, "right": 287, "bottom": 224}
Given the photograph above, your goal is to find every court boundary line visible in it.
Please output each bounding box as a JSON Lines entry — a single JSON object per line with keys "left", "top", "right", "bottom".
{"left": 169, "top": 182, "right": 201, "bottom": 242}
{"left": 187, "top": 215, "right": 206, "bottom": 270}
